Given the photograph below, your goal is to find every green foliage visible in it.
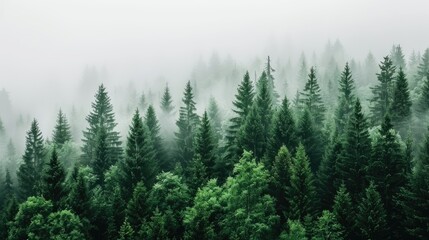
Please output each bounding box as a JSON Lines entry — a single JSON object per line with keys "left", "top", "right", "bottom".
{"left": 52, "top": 109, "right": 72, "bottom": 146}
{"left": 313, "top": 210, "right": 344, "bottom": 240}
{"left": 29, "top": 210, "right": 85, "bottom": 240}
{"left": 118, "top": 218, "right": 135, "bottom": 240}
{"left": 145, "top": 105, "right": 169, "bottom": 172}
{"left": 41, "top": 148, "right": 66, "bottom": 209}
{"left": 335, "top": 63, "right": 355, "bottom": 136}
{"left": 195, "top": 111, "right": 217, "bottom": 179}
{"left": 126, "top": 181, "right": 148, "bottom": 232}
{"left": 160, "top": 84, "right": 174, "bottom": 115}
{"left": 279, "top": 219, "right": 307, "bottom": 240}
{"left": 207, "top": 97, "right": 222, "bottom": 142}
{"left": 299, "top": 67, "right": 326, "bottom": 125}
{"left": 390, "top": 44, "right": 406, "bottom": 70}
{"left": 391, "top": 68, "right": 412, "bottom": 135}
{"left": 332, "top": 184, "right": 355, "bottom": 239}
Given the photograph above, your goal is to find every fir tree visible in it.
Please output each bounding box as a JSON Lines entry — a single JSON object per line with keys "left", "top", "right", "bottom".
{"left": 93, "top": 126, "right": 110, "bottom": 186}
{"left": 207, "top": 96, "right": 222, "bottom": 142}
{"left": 332, "top": 184, "right": 355, "bottom": 239}
{"left": 175, "top": 81, "right": 199, "bottom": 169}
{"left": 337, "top": 99, "right": 371, "bottom": 200}
{"left": 126, "top": 181, "right": 148, "bottom": 232}
{"left": 335, "top": 63, "right": 355, "bottom": 136}
{"left": 160, "top": 84, "right": 174, "bottom": 115}
{"left": 17, "top": 119, "right": 46, "bottom": 200}
{"left": 1, "top": 169, "right": 14, "bottom": 208}
{"left": 390, "top": 44, "right": 406, "bottom": 70}
{"left": 271, "top": 146, "right": 292, "bottom": 225}
{"left": 370, "top": 56, "right": 396, "bottom": 125}
{"left": 313, "top": 210, "right": 344, "bottom": 240}
{"left": 52, "top": 109, "right": 72, "bottom": 146}
{"left": 264, "top": 56, "right": 280, "bottom": 105}
{"left": 145, "top": 105, "right": 167, "bottom": 172}
{"left": 121, "top": 110, "right": 156, "bottom": 199}
{"left": 288, "top": 144, "right": 317, "bottom": 222}
{"left": 81, "top": 84, "right": 122, "bottom": 167}
{"left": 67, "top": 170, "right": 92, "bottom": 237}
{"left": 268, "top": 96, "right": 298, "bottom": 163}
{"left": 416, "top": 48, "right": 429, "bottom": 83}
{"left": 42, "top": 148, "right": 66, "bottom": 209}
{"left": 194, "top": 111, "right": 216, "bottom": 179}
{"left": 355, "top": 182, "right": 387, "bottom": 240}
{"left": 119, "top": 218, "right": 135, "bottom": 240}
{"left": 390, "top": 68, "right": 412, "bottom": 135}
{"left": 299, "top": 67, "right": 326, "bottom": 125}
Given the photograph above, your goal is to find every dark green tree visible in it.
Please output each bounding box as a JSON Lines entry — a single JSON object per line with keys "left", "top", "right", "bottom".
{"left": 355, "top": 182, "right": 387, "bottom": 240}
{"left": 160, "top": 84, "right": 174, "bottom": 115}
{"left": 41, "top": 148, "right": 66, "bottom": 209}
{"left": 67, "top": 170, "right": 92, "bottom": 237}
{"left": 52, "top": 109, "right": 72, "bottom": 146}
{"left": 119, "top": 218, "right": 135, "bottom": 240}
{"left": 390, "top": 68, "right": 412, "bottom": 135}
{"left": 145, "top": 105, "right": 168, "bottom": 172}
{"left": 17, "top": 119, "right": 46, "bottom": 200}
{"left": 370, "top": 56, "right": 396, "bottom": 125}
{"left": 81, "top": 84, "right": 122, "bottom": 167}
{"left": 126, "top": 181, "right": 148, "bottom": 232}
{"left": 0, "top": 169, "right": 14, "bottom": 209}
{"left": 335, "top": 63, "right": 355, "bottom": 136}
{"left": 92, "top": 126, "right": 110, "bottom": 186}
{"left": 332, "top": 184, "right": 355, "bottom": 239}
{"left": 299, "top": 67, "right": 326, "bottom": 125}
{"left": 194, "top": 111, "right": 216, "bottom": 179}
{"left": 175, "top": 81, "right": 200, "bottom": 169}
{"left": 288, "top": 144, "right": 317, "bottom": 222}
{"left": 121, "top": 110, "right": 156, "bottom": 200}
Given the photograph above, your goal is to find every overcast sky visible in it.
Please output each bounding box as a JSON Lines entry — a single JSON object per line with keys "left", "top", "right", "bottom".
{"left": 1, "top": 0, "right": 428, "bottom": 105}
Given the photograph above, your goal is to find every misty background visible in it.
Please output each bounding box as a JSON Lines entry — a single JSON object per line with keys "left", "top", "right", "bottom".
{"left": 1, "top": 0, "right": 429, "bottom": 152}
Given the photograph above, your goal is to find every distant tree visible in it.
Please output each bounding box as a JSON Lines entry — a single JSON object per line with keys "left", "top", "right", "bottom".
{"left": 390, "top": 44, "right": 406, "bottom": 70}
{"left": 355, "top": 182, "right": 387, "bottom": 240}
{"left": 332, "top": 184, "right": 355, "bottom": 239}
{"left": 369, "top": 56, "right": 396, "bottom": 125}
{"left": 52, "top": 109, "right": 72, "bottom": 146}
{"left": 335, "top": 63, "right": 355, "bottom": 136}
{"left": 288, "top": 144, "right": 317, "bottom": 222}
{"left": 81, "top": 84, "right": 122, "bottom": 168}
{"left": 299, "top": 67, "right": 326, "bottom": 125}
{"left": 263, "top": 56, "right": 280, "bottom": 105}
{"left": 17, "top": 119, "right": 46, "bottom": 200}
{"left": 207, "top": 97, "right": 222, "bottom": 142}
{"left": 41, "top": 148, "right": 66, "bottom": 209}
{"left": 145, "top": 105, "right": 168, "bottom": 172}
{"left": 5, "top": 140, "right": 19, "bottom": 176}
{"left": 160, "top": 84, "right": 174, "bottom": 115}
{"left": 121, "top": 110, "right": 156, "bottom": 200}
{"left": 0, "top": 169, "right": 14, "bottom": 208}
{"left": 175, "top": 81, "right": 200, "bottom": 170}
{"left": 390, "top": 68, "right": 412, "bottom": 135}
{"left": 416, "top": 48, "right": 429, "bottom": 83}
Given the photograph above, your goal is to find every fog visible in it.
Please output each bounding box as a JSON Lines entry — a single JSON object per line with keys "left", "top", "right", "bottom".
{"left": 1, "top": 0, "right": 429, "bottom": 150}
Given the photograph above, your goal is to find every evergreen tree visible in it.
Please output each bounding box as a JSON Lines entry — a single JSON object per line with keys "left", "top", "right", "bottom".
{"left": 370, "top": 56, "right": 396, "bottom": 125}
{"left": 121, "top": 110, "right": 156, "bottom": 200}
{"left": 313, "top": 210, "right": 344, "bottom": 240}
{"left": 207, "top": 97, "right": 222, "bottom": 142}
{"left": 390, "top": 44, "right": 406, "bottom": 70}
{"left": 416, "top": 48, "right": 429, "bottom": 83}
{"left": 288, "top": 144, "right": 317, "bottom": 222}
{"left": 355, "top": 182, "right": 387, "bottom": 240}
{"left": 194, "top": 111, "right": 216, "bottom": 179}
{"left": 17, "top": 119, "right": 46, "bottom": 200}
{"left": 126, "top": 181, "right": 148, "bottom": 232}
{"left": 5, "top": 139, "right": 18, "bottom": 176}
{"left": 332, "top": 184, "right": 355, "bottom": 239}
{"left": 264, "top": 56, "right": 280, "bottom": 105}
{"left": 107, "top": 186, "right": 126, "bottom": 240}
{"left": 268, "top": 96, "right": 298, "bottom": 162}
{"left": 0, "top": 169, "right": 14, "bottom": 208}
{"left": 92, "top": 126, "right": 110, "bottom": 186}
{"left": 145, "top": 105, "right": 168, "bottom": 172}
{"left": 337, "top": 99, "right": 371, "bottom": 200}
{"left": 299, "top": 67, "right": 326, "bottom": 125}
{"left": 41, "top": 148, "right": 66, "bottom": 209}
{"left": 119, "top": 218, "right": 135, "bottom": 240}
{"left": 160, "top": 84, "right": 174, "bottom": 114}
{"left": 223, "top": 71, "right": 254, "bottom": 177}
{"left": 175, "top": 81, "right": 200, "bottom": 169}
{"left": 390, "top": 68, "right": 412, "bottom": 135}
{"left": 52, "top": 109, "right": 72, "bottom": 146}
{"left": 67, "top": 171, "right": 91, "bottom": 234}
{"left": 188, "top": 154, "right": 208, "bottom": 193}
{"left": 81, "top": 84, "right": 122, "bottom": 167}
{"left": 297, "top": 109, "right": 323, "bottom": 172}
{"left": 280, "top": 219, "right": 307, "bottom": 240}
{"left": 335, "top": 63, "right": 355, "bottom": 136}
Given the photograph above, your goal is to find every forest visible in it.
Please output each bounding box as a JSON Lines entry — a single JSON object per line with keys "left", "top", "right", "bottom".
{"left": 0, "top": 44, "right": 429, "bottom": 240}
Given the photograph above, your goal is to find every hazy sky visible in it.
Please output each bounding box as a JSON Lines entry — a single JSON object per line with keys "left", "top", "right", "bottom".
{"left": 1, "top": 0, "right": 428, "bottom": 107}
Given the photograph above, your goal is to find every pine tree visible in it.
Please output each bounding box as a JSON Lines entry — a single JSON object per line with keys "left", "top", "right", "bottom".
{"left": 288, "top": 144, "right": 317, "bottom": 222}
{"left": 355, "top": 182, "right": 387, "bottom": 239}
{"left": 337, "top": 99, "right": 371, "bottom": 200}
{"left": 175, "top": 81, "right": 200, "bottom": 169}
{"left": 194, "top": 111, "right": 217, "bottom": 179}
{"left": 145, "top": 105, "right": 167, "bottom": 172}
{"left": 299, "top": 67, "right": 326, "bottom": 125}
{"left": 52, "top": 109, "right": 72, "bottom": 146}
{"left": 160, "top": 84, "right": 174, "bottom": 115}
{"left": 126, "top": 181, "right": 148, "bottom": 232}
{"left": 390, "top": 44, "right": 406, "bottom": 70}
{"left": 297, "top": 109, "right": 323, "bottom": 172}
{"left": 370, "top": 56, "right": 396, "bottom": 125}
{"left": 332, "top": 184, "right": 355, "bottom": 239}
{"left": 268, "top": 96, "right": 298, "bottom": 163}
{"left": 223, "top": 71, "right": 255, "bottom": 177}
{"left": 271, "top": 146, "right": 292, "bottom": 225}
{"left": 17, "top": 119, "right": 46, "bottom": 200}
{"left": 390, "top": 68, "right": 412, "bottom": 135}
{"left": 121, "top": 110, "right": 156, "bottom": 200}
{"left": 81, "top": 84, "right": 122, "bottom": 167}
{"left": 335, "top": 63, "right": 355, "bottom": 136}
{"left": 42, "top": 148, "right": 66, "bottom": 209}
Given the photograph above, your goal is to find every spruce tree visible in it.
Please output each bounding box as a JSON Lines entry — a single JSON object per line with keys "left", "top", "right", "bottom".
{"left": 121, "top": 110, "right": 156, "bottom": 199}
{"left": 391, "top": 68, "right": 412, "bottom": 135}
{"left": 355, "top": 182, "right": 387, "bottom": 240}
{"left": 67, "top": 171, "right": 91, "bottom": 237}
{"left": 42, "top": 148, "right": 66, "bottom": 209}
{"left": 160, "top": 84, "right": 174, "bottom": 115}
{"left": 313, "top": 210, "right": 344, "bottom": 240}
{"left": 175, "top": 81, "right": 199, "bottom": 169}
{"left": 145, "top": 105, "right": 167, "bottom": 172}
{"left": 297, "top": 109, "right": 323, "bottom": 172}
{"left": 337, "top": 99, "right": 371, "bottom": 200}
{"left": 207, "top": 96, "right": 222, "bottom": 142}
{"left": 52, "top": 109, "right": 72, "bottom": 146}
{"left": 335, "top": 63, "right": 355, "bottom": 136}
{"left": 268, "top": 96, "right": 298, "bottom": 163}
{"left": 17, "top": 119, "right": 46, "bottom": 200}
{"left": 416, "top": 48, "right": 429, "bottom": 83}
{"left": 194, "top": 111, "right": 216, "bottom": 179}
{"left": 126, "top": 181, "right": 148, "bottom": 232}
{"left": 271, "top": 146, "right": 292, "bottom": 225}
{"left": 81, "top": 84, "right": 122, "bottom": 167}
{"left": 92, "top": 126, "right": 110, "bottom": 186}
{"left": 370, "top": 56, "right": 396, "bottom": 125}
{"left": 264, "top": 56, "right": 280, "bottom": 105}
{"left": 119, "top": 218, "right": 135, "bottom": 240}
{"left": 390, "top": 44, "right": 406, "bottom": 70}
{"left": 1, "top": 169, "right": 14, "bottom": 208}
{"left": 299, "top": 67, "right": 326, "bottom": 125}
{"left": 332, "top": 184, "right": 355, "bottom": 239}
{"left": 288, "top": 144, "right": 317, "bottom": 222}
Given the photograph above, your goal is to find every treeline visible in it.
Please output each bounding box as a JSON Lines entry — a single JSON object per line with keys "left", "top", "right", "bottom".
{"left": 0, "top": 47, "right": 429, "bottom": 239}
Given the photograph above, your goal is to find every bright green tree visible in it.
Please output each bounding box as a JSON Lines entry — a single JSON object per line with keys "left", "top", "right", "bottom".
{"left": 279, "top": 219, "right": 307, "bottom": 240}
{"left": 313, "top": 210, "right": 344, "bottom": 240}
